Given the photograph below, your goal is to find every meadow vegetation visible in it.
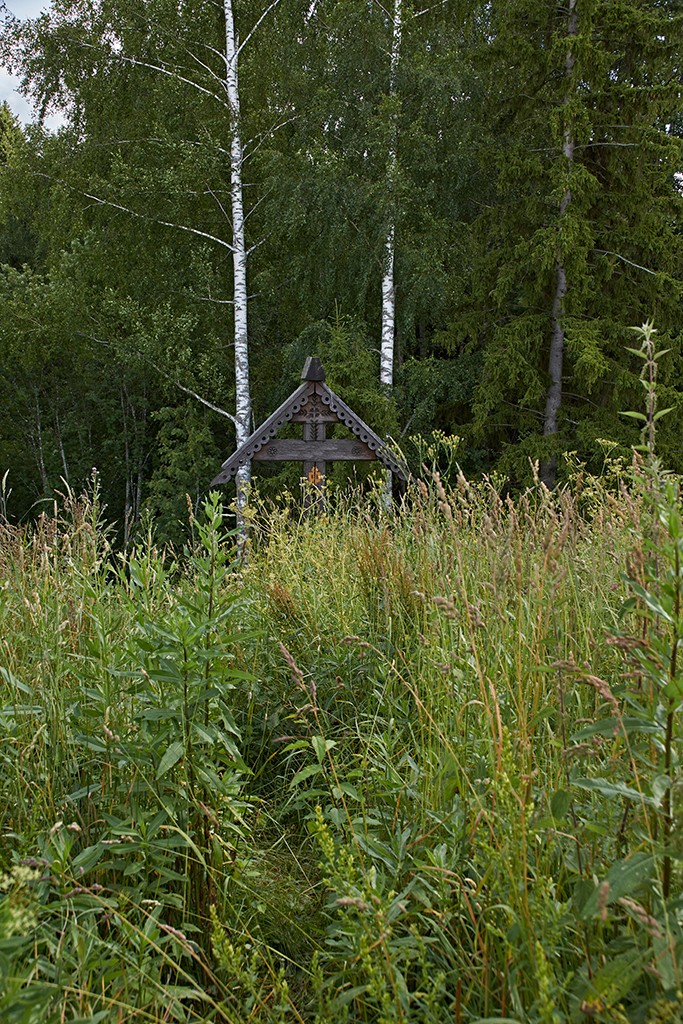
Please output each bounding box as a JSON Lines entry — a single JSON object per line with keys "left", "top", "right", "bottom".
{"left": 2, "top": 353, "right": 683, "bottom": 1022}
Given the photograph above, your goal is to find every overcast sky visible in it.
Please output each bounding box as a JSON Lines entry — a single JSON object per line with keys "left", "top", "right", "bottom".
{"left": 1, "top": 1, "right": 61, "bottom": 127}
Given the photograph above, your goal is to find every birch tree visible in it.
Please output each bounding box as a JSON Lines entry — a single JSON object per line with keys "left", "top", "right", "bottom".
{"left": 223, "top": 0, "right": 251, "bottom": 511}
{"left": 379, "top": 0, "right": 402, "bottom": 405}
{"left": 375, "top": 0, "right": 402, "bottom": 502}
{"left": 4, "top": 0, "right": 293, "bottom": 517}
{"left": 379, "top": 0, "right": 454, "bottom": 393}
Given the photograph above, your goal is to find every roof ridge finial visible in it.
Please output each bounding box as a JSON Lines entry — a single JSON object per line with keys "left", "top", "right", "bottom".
{"left": 302, "top": 356, "right": 326, "bottom": 382}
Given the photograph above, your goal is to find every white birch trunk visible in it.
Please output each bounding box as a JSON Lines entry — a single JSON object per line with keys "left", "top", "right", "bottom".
{"left": 541, "top": 0, "right": 577, "bottom": 489}
{"left": 380, "top": 0, "right": 402, "bottom": 397}
{"left": 380, "top": 0, "right": 402, "bottom": 506}
{"left": 224, "top": 0, "right": 252, "bottom": 518}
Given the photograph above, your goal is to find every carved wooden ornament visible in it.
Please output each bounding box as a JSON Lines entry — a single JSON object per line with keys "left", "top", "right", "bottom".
{"left": 210, "top": 357, "right": 409, "bottom": 498}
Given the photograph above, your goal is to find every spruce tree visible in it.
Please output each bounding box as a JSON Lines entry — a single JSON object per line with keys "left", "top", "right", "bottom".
{"left": 461, "top": 0, "right": 683, "bottom": 482}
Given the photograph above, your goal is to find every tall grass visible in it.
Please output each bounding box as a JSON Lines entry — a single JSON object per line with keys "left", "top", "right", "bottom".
{"left": 1, "top": 457, "right": 682, "bottom": 1022}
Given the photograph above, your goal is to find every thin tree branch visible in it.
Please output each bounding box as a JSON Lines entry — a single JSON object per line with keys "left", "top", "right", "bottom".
{"left": 529, "top": 142, "right": 637, "bottom": 152}
{"left": 246, "top": 234, "right": 270, "bottom": 256}
{"left": 205, "top": 182, "right": 231, "bottom": 225}
{"left": 82, "top": 136, "right": 234, "bottom": 160}
{"left": 243, "top": 182, "right": 275, "bottom": 222}
{"left": 414, "top": 0, "right": 449, "bottom": 17}
{"left": 34, "top": 171, "right": 236, "bottom": 252}
{"left": 172, "top": 381, "right": 237, "bottom": 423}
{"left": 236, "top": 0, "right": 285, "bottom": 58}
{"left": 75, "top": 38, "right": 226, "bottom": 104}
{"left": 85, "top": 190, "right": 234, "bottom": 250}
{"left": 596, "top": 250, "right": 658, "bottom": 275}
{"left": 114, "top": 52, "right": 226, "bottom": 106}
{"left": 189, "top": 39, "right": 229, "bottom": 65}
{"left": 78, "top": 332, "right": 238, "bottom": 424}
{"left": 184, "top": 46, "right": 228, "bottom": 88}
{"left": 372, "top": 0, "right": 392, "bottom": 19}
{"left": 243, "top": 114, "right": 298, "bottom": 160}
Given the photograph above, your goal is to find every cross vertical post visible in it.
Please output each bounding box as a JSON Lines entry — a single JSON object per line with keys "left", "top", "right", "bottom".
{"left": 302, "top": 412, "right": 326, "bottom": 514}
{"left": 210, "top": 356, "right": 409, "bottom": 510}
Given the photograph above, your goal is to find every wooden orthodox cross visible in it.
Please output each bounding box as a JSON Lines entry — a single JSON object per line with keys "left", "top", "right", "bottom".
{"left": 210, "top": 356, "right": 408, "bottom": 511}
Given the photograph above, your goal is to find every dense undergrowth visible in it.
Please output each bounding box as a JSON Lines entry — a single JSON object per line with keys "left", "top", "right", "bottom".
{"left": 2, "top": 442, "right": 683, "bottom": 1021}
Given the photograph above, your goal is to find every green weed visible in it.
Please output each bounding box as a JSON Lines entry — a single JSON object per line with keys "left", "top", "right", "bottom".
{"left": 2, "top": 380, "right": 682, "bottom": 1020}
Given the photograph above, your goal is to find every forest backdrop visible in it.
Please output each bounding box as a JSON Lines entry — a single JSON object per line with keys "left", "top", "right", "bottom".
{"left": 0, "top": 0, "right": 681, "bottom": 539}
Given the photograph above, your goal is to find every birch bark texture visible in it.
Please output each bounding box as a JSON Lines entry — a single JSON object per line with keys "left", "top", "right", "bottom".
{"left": 380, "top": 0, "right": 402, "bottom": 505}
{"left": 541, "top": 0, "right": 578, "bottom": 488}
{"left": 380, "top": 0, "right": 402, "bottom": 400}
{"left": 223, "top": 0, "right": 252, "bottom": 511}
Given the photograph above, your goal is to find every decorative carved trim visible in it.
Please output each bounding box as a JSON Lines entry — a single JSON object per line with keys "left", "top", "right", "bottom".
{"left": 211, "top": 368, "right": 410, "bottom": 486}
{"left": 211, "top": 381, "right": 313, "bottom": 484}
{"left": 317, "top": 383, "right": 407, "bottom": 477}
{"left": 318, "top": 385, "right": 379, "bottom": 450}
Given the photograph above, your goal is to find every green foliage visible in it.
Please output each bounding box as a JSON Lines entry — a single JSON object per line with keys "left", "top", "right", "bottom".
{"left": 146, "top": 404, "right": 222, "bottom": 545}
{"left": 4, "top": 452, "right": 683, "bottom": 1019}
{"left": 0, "top": 0, "right": 682, "bottom": 1008}
{"left": 0, "top": 0, "right": 680, "bottom": 514}
{"left": 0, "top": 490, "right": 259, "bottom": 1019}
{"left": 459, "top": 0, "right": 683, "bottom": 480}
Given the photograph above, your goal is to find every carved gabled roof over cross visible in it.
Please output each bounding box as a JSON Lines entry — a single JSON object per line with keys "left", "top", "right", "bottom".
{"left": 210, "top": 356, "right": 409, "bottom": 486}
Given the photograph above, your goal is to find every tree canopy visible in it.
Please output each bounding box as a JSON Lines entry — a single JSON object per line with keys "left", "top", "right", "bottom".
{"left": 0, "top": 0, "right": 681, "bottom": 536}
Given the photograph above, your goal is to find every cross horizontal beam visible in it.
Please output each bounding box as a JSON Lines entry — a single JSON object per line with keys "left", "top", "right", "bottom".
{"left": 251, "top": 439, "right": 376, "bottom": 462}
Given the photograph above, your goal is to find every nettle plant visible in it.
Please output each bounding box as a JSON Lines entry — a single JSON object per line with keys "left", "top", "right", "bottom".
{"left": 617, "top": 324, "right": 682, "bottom": 902}
{"left": 0, "top": 491, "right": 258, "bottom": 1021}
{"left": 568, "top": 323, "right": 683, "bottom": 1000}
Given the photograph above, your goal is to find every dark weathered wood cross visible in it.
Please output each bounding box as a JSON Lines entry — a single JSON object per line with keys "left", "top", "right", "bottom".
{"left": 211, "top": 356, "right": 408, "bottom": 510}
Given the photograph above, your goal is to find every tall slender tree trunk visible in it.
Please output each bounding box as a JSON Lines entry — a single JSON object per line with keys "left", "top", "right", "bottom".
{"left": 54, "top": 408, "right": 69, "bottom": 483}
{"left": 380, "top": 0, "right": 402, "bottom": 504}
{"left": 33, "top": 390, "right": 49, "bottom": 495}
{"left": 224, "top": 0, "right": 252, "bottom": 518}
{"left": 121, "top": 387, "right": 132, "bottom": 548}
{"left": 540, "top": 0, "right": 577, "bottom": 488}
{"left": 380, "top": 0, "right": 402, "bottom": 395}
